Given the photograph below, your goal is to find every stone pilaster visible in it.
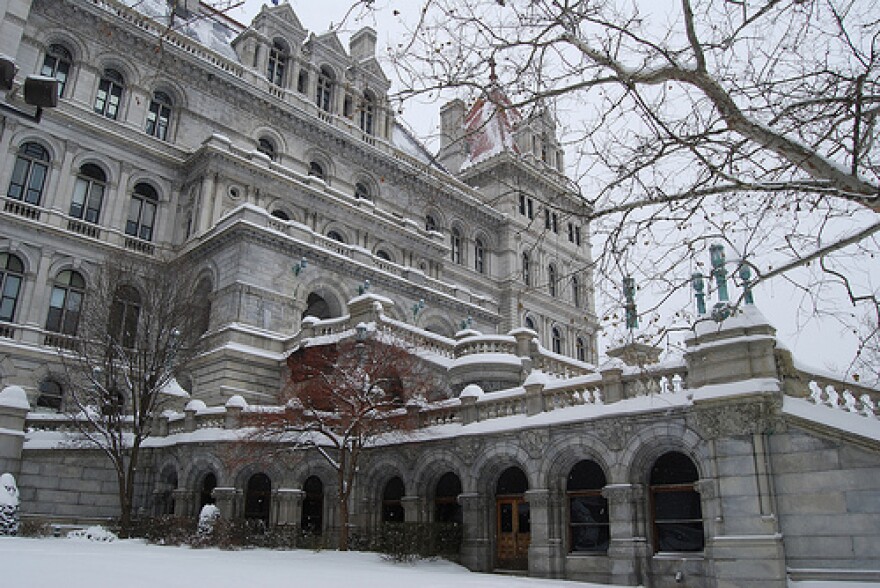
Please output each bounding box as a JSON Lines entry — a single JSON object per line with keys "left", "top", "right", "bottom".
{"left": 273, "top": 488, "right": 303, "bottom": 526}
{"left": 401, "top": 495, "right": 422, "bottom": 523}
{"left": 172, "top": 489, "right": 194, "bottom": 517}
{"left": 213, "top": 487, "right": 237, "bottom": 519}
{"left": 602, "top": 484, "right": 648, "bottom": 586}
{"left": 458, "top": 492, "right": 491, "bottom": 572}
{"left": 525, "top": 489, "right": 560, "bottom": 578}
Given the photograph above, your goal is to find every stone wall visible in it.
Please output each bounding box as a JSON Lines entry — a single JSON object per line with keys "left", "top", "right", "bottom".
{"left": 771, "top": 426, "right": 880, "bottom": 572}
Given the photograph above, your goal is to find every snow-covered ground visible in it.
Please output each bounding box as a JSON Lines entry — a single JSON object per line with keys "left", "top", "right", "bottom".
{"left": 0, "top": 535, "right": 623, "bottom": 588}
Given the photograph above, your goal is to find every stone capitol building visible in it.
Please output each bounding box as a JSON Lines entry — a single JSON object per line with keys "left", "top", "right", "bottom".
{"left": 0, "top": 1, "right": 879, "bottom": 587}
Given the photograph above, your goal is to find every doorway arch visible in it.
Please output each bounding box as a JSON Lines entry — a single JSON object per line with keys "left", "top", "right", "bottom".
{"left": 495, "top": 466, "right": 529, "bottom": 570}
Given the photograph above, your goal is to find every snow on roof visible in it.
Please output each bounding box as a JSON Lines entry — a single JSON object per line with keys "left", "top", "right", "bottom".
{"left": 0, "top": 385, "right": 30, "bottom": 410}
{"left": 784, "top": 395, "right": 880, "bottom": 443}
{"left": 461, "top": 87, "right": 522, "bottom": 170}
{"left": 160, "top": 377, "right": 190, "bottom": 398}
{"left": 391, "top": 122, "right": 441, "bottom": 168}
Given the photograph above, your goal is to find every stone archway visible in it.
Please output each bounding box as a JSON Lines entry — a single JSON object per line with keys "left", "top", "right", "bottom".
{"left": 495, "top": 466, "right": 530, "bottom": 571}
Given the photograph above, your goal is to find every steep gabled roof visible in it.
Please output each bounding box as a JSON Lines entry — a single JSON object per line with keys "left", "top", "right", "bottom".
{"left": 461, "top": 87, "right": 522, "bottom": 169}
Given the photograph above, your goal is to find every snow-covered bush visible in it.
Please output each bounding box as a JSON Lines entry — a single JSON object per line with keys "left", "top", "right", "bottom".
{"left": 0, "top": 473, "right": 20, "bottom": 536}
{"left": 68, "top": 526, "right": 117, "bottom": 542}
{"left": 196, "top": 504, "right": 220, "bottom": 540}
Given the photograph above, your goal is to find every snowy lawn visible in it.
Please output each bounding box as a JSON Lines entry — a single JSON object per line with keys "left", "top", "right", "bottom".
{"left": 0, "top": 536, "right": 625, "bottom": 588}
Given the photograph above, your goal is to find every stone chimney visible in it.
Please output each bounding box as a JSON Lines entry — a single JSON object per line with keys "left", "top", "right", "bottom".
{"left": 437, "top": 99, "right": 466, "bottom": 172}
{"left": 349, "top": 27, "right": 377, "bottom": 61}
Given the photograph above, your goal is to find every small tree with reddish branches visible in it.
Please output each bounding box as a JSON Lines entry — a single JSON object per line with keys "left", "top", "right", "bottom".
{"left": 248, "top": 330, "right": 435, "bottom": 550}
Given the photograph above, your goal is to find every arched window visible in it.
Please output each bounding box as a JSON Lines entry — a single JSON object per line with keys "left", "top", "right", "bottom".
{"left": 327, "top": 230, "right": 345, "bottom": 243}
{"left": 650, "top": 452, "right": 704, "bottom": 553}
{"left": 145, "top": 91, "right": 172, "bottom": 141}
{"left": 40, "top": 44, "right": 72, "bottom": 97}
{"left": 308, "top": 161, "right": 325, "bottom": 181}
{"left": 193, "top": 277, "right": 212, "bottom": 338}
{"left": 382, "top": 476, "right": 405, "bottom": 523}
{"left": 45, "top": 270, "right": 85, "bottom": 335}
{"left": 301, "top": 476, "right": 324, "bottom": 535}
{"left": 376, "top": 250, "right": 391, "bottom": 262}
{"left": 567, "top": 460, "right": 609, "bottom": 553}
{"left": 474, "top": 238, "right": 485, "bottom": 274}
{"left": 244, "top": 473, "right": 272, "bottom": 524}
{"left": 125, "top": 183, "right": 159, "bottom": 242}
{"left": 354, "top": 182, "right": 371, "bottom": 200}
{"left": 524, "top": 315, "right": 536, "bottom": 332}
{"left": 572, "top": 275, "right": 580, "bottom": 308}
{"left": 0, "top": 253, "right": 25, "bottom": 323}
{"left": 266, "top": 39, "right": 288, "bottom": 86}
{"left": 156, "top": 468, "right": 178, "bottom": 516}
{"left": 303, "top": 292, "right": 331, "bottom": 320}
{"left": 425, "top": 215, "right": 437, "bottom": 232}
{"left": 316, "top": 66, "right": 334, "bottom": 113}
{"left": 450, "top": 228, "right": 462, "bottom": 264}
{"left": 94, "top": 68, "right": 124, "bottom": 119}
{"left": 522, "top": 252, "right": 531, "bottom": 286}
{"left": 360, "top": 91, "right": 374, "bottom": 135}
{"left": 257, "top": 137, "right": 276, "bottom": 161}
{"left": 435, "top": 472, "right": 462, "bottom": 524}
{"left": 36, "top": 378, "right": 63, "bottom": 412}
{"left": 552, "top": 326, "right": 563, "bottom": 354}
{"left": 576, "top": 337, "right": 587, "bottom": 362}
{"left": 271, "top": 209, "right": 289, "bottom": 221}
{"left": 548, "top": 264, "right": 558, "bottom": 297}
{"left": 110, "top": 285, "right": 141, "bottom": 348}
{"left": 7, "top": 142, "right": 50, "bottom": 205}
{"left": 199, "top": 472, "right": 217, "bottom": 509}
{"left": 70, "top": 163, "right": 106, "bottom": 223}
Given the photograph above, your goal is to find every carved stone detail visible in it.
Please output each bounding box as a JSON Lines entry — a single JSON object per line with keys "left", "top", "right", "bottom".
{"left": 454, "top": 437, "right": 483, "bottom": 465}
{"left": 520, "top": 428, "right": 549, "bottom": 459}
{"left": 690, "top": 398, "right": 783, "bottom": 439}
{"left": 602, "top": 483, "right": 642, "bottom": 503}
{"left": 593, "top": 419, "right": 632, "bottom": 451}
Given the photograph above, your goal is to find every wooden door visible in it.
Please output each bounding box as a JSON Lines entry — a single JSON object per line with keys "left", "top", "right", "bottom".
{"left": 496, "top": 497, "right": 530, "bottom": 570}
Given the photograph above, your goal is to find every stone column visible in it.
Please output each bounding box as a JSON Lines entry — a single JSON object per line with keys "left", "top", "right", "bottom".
{"left": 172, "top": 489, "right": 194, "bottom": 517}
{"left": 274, "top": 488, "right": 303, "bottom": 527}
{"left": 525, "top": 488, "right": 558, "bottom": 578}
{"left": 0, "top": 386, "right": 29, "bottom": 477}
{"left": 401, "top": 495, "right": 422, "bottom": 523}
{"left": 213, "top": 487, "right": 237, "bottom": 520}
{"left": 458, "top": 492, "right": 491, "bottom": 572}
{"left": 602, "top": 484, "right": 647, "bottom": 586}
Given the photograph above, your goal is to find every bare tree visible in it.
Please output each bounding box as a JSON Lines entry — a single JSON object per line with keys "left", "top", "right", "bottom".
{"left": 244, "top": 330, "right": 435, "bottom": 550}
{"left": 383, "top": 0, "right": 879, "bottom": 360}
{"left": 61, "top": 256, "right": 207, "bottom": 534}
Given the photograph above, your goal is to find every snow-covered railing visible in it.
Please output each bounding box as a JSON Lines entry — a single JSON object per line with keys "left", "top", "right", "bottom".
{"left": 532, "top": 347, "right": 594, "bottom": 378}
{"left": 806, "top": 381, "right": 879, "bottom": 419}
{"left": 794, "top": 368, "right": 880, "bottom": 404}
{"left": 455, "top": 335, "right": 517, "bottom": 358}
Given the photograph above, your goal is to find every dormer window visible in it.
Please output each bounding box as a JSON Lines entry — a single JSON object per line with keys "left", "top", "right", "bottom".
{"left": 360, "top": 91, "right": 375, "bottom": 135}
{"left": 267, "top": 39, "right": 289, "bottom": 87}
{"left": 316, "top": 66, "right": 334, "bottom": 113}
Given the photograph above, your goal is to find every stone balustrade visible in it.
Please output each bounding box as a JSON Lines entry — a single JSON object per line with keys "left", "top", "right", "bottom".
{"left": 807, "top": 380, "right": 880, "bottom": 419}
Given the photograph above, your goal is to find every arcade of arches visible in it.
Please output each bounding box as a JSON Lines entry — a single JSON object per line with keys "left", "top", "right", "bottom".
{"left": 158, "top": 444, "right": 705, "bottom": 581}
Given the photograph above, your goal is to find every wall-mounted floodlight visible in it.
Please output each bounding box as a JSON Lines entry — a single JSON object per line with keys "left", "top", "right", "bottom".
{"left": 0, "top": 56, "right": 17, "bottom": 91}
{"left": 0, "top": 56, "right": 60, "bottom": 123}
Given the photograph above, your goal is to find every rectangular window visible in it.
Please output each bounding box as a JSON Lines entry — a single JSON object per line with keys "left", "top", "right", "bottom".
{"left": 527, "top": 198, "right": 534, "bottom": 219}
{"left": 518, "top": 194, "right": 526, "bottom": 215}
